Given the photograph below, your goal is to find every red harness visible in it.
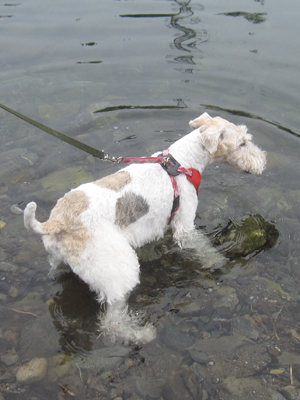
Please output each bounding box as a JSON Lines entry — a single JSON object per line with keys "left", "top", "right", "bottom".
{"left": 159, "top": 150, "right": 201, "bottom": 223}
{"left": 119, "top": 149, "right": 202, "bottom": 223}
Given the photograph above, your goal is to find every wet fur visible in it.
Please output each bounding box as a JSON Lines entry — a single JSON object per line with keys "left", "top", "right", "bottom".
{"left": 24, "top": 112, "right": 266, "bottom": 343}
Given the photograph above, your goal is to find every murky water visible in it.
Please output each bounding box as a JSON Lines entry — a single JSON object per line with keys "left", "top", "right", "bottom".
{"left": 1, "top": 0, "right": 300, "bottom": 399}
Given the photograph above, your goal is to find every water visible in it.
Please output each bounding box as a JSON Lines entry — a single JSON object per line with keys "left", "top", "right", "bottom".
{"left": 1, "top": 0, "right": 300, "bottom": 399}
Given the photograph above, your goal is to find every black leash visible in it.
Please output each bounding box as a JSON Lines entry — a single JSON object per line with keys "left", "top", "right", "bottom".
{"left": 0, "top": 103, "right": 119, "bottom": 162}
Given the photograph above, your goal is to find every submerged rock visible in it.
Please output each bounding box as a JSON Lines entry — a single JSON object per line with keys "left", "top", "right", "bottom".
{"left": 213, "top": 215, "right": 279, "bottom": 256}
{"left": 0, "top": 148, "right": 38, "bottom": 185}
{"left": 77, "top": 345, "right": 129, "bottom": 372}
{"left": 16, "top": 357, "right": 47, "bottom": 384}
{"left": 162, "top": 365, "right": 202, "bottom": 400}
{"left": 40, "top": 166, "right": 93, "bottom": 193}
{"left": 161, "top": 325, "right": 194, "bottom": 351}
{"left": 47, "top": 354, "right": 76, "bottom": 382}
{"left": 127, "top": 376, "right": 162, "bottom": 400}
{"left": 187, "top": 335, "right": 253, "bottom": 360}
{"left": 20, "top": 314, "right": 61, "bottom": 358}
{"left": 1, "top": 353, "right": 19, "bottom": 366}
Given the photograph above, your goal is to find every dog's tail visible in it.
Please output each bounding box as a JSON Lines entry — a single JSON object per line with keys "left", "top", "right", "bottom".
{"left": 24, "top": 202, "right": 47, "bottom": 235}
{"left": 24, "top": 202, "right": 65, "bottom": 235}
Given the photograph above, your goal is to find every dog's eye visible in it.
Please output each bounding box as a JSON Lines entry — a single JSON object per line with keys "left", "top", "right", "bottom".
{"left": 240, "top": 141, "right": 246, "bottom": 147}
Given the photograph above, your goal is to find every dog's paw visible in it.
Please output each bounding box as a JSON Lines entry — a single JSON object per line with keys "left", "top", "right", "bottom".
{"left": 133, "top": 324, "right": 156, "bottom": 344}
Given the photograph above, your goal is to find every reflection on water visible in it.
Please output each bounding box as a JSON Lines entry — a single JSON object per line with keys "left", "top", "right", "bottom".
{"left": 170, "top": 0, "right": 198, "bottom": 53}
{"left": 218, "top": 11, "right": 267, "bottom": 24}
{"left": 202, "top": 104, "right": 300, "bottom": 138}
{"left": 93, "top": 99, "right": 187, "bottom": 113}
{"left": 49, "top": 273, "right": 99, "bottom": 355}
{"left": 121, "top": 0, "right": 207, "bottom": 66}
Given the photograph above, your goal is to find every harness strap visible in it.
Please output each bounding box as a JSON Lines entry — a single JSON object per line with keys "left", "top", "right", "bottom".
{"left": 168, "top": 176, "right": 180, "bottom": 223}
{"left": 119, "top": 156, "right": 165, "bottom": 164}
{"left": 159, "top": 150, "right": 202, "bottom": 223}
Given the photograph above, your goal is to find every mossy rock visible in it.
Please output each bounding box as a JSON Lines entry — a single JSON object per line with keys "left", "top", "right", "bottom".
{"left": 213, "top": 215, "right": 279, "bottom": 256}
{"left": 40, "top": 167, "right": 93, "bottom": 192}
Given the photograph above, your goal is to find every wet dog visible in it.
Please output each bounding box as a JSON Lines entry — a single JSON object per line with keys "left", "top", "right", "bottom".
{"left": 24, "top": 112, "right": 266, "bottom": 343}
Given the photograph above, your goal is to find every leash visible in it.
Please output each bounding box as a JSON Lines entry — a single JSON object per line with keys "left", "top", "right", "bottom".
{"left": 0, "top": 102, "right": 119, "bottom": 163}
{"left": 0, "top": 103, "right": 189, "bottom": 169}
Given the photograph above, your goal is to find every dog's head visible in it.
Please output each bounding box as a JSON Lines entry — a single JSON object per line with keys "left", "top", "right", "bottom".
{"left": 189, "top": 112, "right": 267, "bottom": 174}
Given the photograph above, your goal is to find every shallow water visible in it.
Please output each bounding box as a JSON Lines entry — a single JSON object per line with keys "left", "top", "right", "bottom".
{"left": 1, "top": 0, "right": 300, "bottom": 399}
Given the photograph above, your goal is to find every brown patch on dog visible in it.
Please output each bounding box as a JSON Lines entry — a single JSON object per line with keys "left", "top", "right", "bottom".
{"left": 42, "top": 190, "right": 91, "bottom": 262}
{"left": 94, "top": 171, "right": 131, "bottom": 192}
{"left": 115, "top": 192, "right": 149, "bottom": 229}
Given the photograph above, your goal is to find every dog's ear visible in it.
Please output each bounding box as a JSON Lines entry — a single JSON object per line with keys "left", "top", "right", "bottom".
{"left": 200, "top": 126, "right": 225, "bottom": 155}
{"left": 189, "top": 112, "right": 212, "bottom": 129}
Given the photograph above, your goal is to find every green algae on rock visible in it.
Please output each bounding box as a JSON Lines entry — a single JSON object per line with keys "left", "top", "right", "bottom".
{"left": 213, "top": 215, "right": 279, "bottom": 256}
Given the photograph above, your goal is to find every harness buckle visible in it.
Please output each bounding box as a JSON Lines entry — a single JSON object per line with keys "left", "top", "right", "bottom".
{"left": 161, "top": 154, "right": 181, "bottom": 176}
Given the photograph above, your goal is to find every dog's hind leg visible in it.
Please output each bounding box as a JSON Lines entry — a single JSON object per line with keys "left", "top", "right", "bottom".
{"left": 70, "top": 224, "right": 155, "bottom": 343}
{"left": 100, "top": 300, "right": 156, "bottom": 344}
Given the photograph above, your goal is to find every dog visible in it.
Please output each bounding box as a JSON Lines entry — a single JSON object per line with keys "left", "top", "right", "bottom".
{"left": 24, "top": 112, "right": 266, "bottom": 343}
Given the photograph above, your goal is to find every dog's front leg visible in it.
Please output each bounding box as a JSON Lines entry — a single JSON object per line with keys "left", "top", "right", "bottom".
{"left": 171, "top": 202, "right": 226, "bottom": 268}
{"left": 174, "top": 228, "right": 226, "bottom": 268}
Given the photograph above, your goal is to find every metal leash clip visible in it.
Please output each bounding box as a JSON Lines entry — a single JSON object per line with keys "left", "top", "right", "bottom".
{"left": 163, "top": 156, "right": 170, "bottom": 164}
{"left": 103, "top": 152, "right": 120, "bottom": 164}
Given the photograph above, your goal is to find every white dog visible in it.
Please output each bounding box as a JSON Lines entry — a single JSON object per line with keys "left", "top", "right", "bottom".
{"left": 24, "top": 112, "right": 266, "bottom": 343}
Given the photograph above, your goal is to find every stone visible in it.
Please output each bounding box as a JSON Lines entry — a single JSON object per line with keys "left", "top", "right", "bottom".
{"left": 187, "top": 335, "right": 253, "bottom": 360}
{"left": 269, "top": 391, "right": 287, "bottom": 400}
{"left": 187, "top": 348, "right": 209, "bottom": 364}
{"left": 16, "top": 357, "right": 47, "bottom": 384}
{"left": 232, "top": 316, "right": 260, "bottom": 340}
{"left": 215, "top": 291, "right": 239, "bottom": 311}
{"left": 128, "top": 376, "right": 162, "bottom": 400}
{"left": 38, "top": 104, "right": 55, "bottom": 118}
{"left": 10, "top": 204, "right": 24, "bottom": 215}
{"left": 0, "top": 262, "right": 18, "bottom": 273}
{"left": 178, "top": 301, "right": 201, "bottom": 316}
{"left": 40, "top": 167, "right": 93, "bottom": 193}
{"left": 0, "top": 249, "right": 8, "bottom": 261}
{"left": 0, "top": 372, "right": 13, "bottom": 382}
{"left": 4, "top": 330, "right": 19, "bottom": 346}
{"left": 0, "top": 148, "right": 38, "bottom": 185}
{"left": 162, "top": 365, "right": 202, "bottom": 400}
{"left": 18, "top": 291, "right": 44, "bottom": 306}
{"left": 108, "top": 388, "right": 118, "bottom": 399}
{"left": 8, "top": 286, "right": 19, "bottom": 298}
{"left": 88, "top": 376, "right": 107, "bottom": 394}
{"left": 2, "top": 215, "right": 26, "bottom": 236}
{"left": 1, "top": 353, "right": 19, "bottom": 366}
{"left": 220, "top": 376, "right": 277, "bottom": 400}
{"left": 47, "top": 354, "right": 76, "bottom": 382}
{"left": 161, "top": 325, "right": 194, "bottom": 351}
{"left": 0, "top": 293, "right": 7, "bottom": 302}
{"left": 20, "top": 314, "right": 61, "bottom": 358}
{"left": 278, "top": 351, "right": 300, "bottom": 366}
{"left": 77, "top": 345, "right": 129, "bottom": 372}
{"left": 214, "top": 215, "right": 279, "bottom": 256}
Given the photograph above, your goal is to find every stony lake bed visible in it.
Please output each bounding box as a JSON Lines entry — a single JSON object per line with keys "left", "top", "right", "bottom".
{"left": 1, "top": 106, "right": 300, "bottom": 400}
{"left": 1, "top": 0, "right": 300, "bottom": 399}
